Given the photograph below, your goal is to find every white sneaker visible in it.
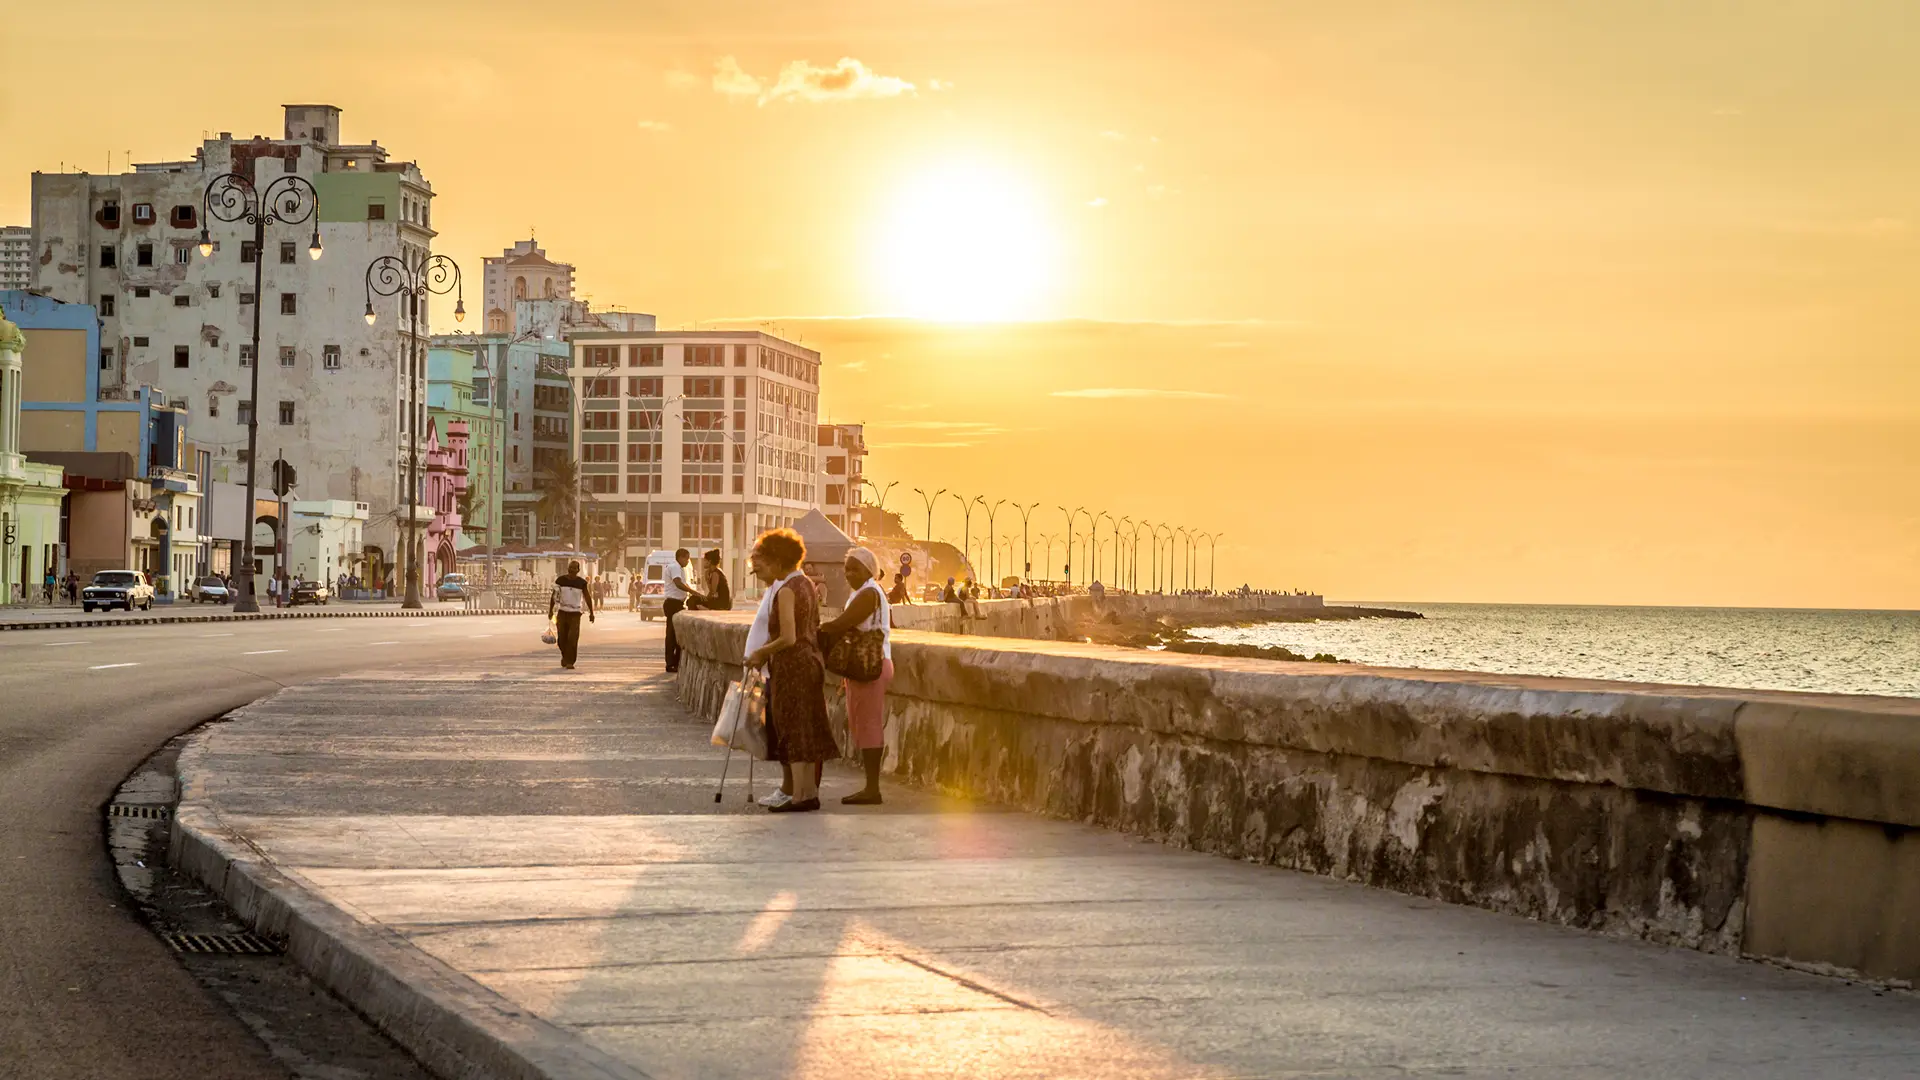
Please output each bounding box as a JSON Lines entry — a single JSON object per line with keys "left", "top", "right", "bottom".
{"left": 757, "top": 790, "right": 792, "bottom": 808}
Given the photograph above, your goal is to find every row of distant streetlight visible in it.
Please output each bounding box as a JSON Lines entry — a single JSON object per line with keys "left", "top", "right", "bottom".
{"left": 861, "top": 480, "right": 1222, "bottom": 594}
{"left": 196, "top": 170, "right": 464, "bottom": 612}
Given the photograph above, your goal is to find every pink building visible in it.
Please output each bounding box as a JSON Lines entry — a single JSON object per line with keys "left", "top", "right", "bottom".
{"left": 422, "top": 418, "right": 468, "bottom": 586}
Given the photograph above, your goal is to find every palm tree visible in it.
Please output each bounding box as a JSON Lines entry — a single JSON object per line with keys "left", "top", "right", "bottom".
{"left": 536, "top": 453, "right": 580, "bottom": 544}
{"left": 588, "top": 514, "right": 629, "bottom": 569}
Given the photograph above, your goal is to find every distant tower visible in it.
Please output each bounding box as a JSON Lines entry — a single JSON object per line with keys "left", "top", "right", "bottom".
{"left": 481, "top": 239, "right": 575, "bottom": 335}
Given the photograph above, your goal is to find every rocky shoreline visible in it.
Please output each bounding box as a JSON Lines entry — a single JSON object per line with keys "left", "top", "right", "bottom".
{"left": 1074, "top": 603, "right": 1423, "bottom": 664}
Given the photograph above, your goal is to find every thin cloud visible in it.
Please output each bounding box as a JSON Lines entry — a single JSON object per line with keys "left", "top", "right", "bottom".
{"left": 635, "top": 119, "right": 674, "bottom": 133}
{"left": 1209, "top": 340, "right": 1249, "bottom": 349}
{"left": 664, "top": 69, "right": 700, "bottom": 91}
{"left": 1100, "top": 130, "right": 1126, "bottom": 141}
{"left": 1051, "top": 388, "right": 1228, "bottom": 400}
{"left": 1087, "top": 196, "right": 1108, "bottom": 208}
{"left": 884, "top": 421, "right": 1005, "bottom": 433}
{"left": 714, "top": 55, "right": 918, "bottom": 105}
{"left": 869, "top": 441, "right": 975, "bottom": 449}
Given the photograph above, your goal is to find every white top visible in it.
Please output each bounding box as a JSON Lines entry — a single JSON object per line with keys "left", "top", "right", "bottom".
{"left": 856, "top": 578, "right": 892, "bottom": 660}
{"left": 744, "top": 570, "right": 802, "bottom": 672}
{"left": 663, "top": 563, "right": 692, "bottom": 600}
{"left": 554, "top": 584, "right": 586, "bottom": 613}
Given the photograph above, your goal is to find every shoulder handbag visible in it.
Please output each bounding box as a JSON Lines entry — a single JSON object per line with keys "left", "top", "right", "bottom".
{"left": 825, "top": 627, "right": 885, "bottom": 682}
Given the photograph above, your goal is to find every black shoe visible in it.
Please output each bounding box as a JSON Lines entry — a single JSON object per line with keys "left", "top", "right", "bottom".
{"left": 768, "top": 797, "right": 821, "bottom": 813}
{"left": 841, "top": 789, "right": 882, "bottom": 805}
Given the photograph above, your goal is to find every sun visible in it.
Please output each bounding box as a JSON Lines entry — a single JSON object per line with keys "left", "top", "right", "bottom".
{"left": 872, "top": 160, "right": 1059, "bottom": 321}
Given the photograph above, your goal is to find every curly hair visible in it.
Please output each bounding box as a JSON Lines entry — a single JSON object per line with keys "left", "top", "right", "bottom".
{"left": 753, "top": 528, "right": 806, "bottom": 574}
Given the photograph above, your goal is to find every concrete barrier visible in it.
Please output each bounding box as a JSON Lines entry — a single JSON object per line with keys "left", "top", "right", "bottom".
{"left": 673, "top": 609, "right": 1920, "bottom": 984}
{"left": 885, "top": 592, "right": 1319, "bottom": 639}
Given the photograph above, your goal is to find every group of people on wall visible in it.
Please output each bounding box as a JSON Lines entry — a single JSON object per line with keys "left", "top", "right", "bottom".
{"left": 546, "top": 533, "right": 895, "bottom": 814}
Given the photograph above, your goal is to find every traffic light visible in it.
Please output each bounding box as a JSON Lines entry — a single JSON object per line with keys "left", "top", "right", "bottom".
{"left": 271, "top": 459, "right": 297, "bottom": 497}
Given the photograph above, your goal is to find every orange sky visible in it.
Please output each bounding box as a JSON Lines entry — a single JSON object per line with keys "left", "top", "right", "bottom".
{"left": 5, "top": 1, "right": 1917, "bottom": 607}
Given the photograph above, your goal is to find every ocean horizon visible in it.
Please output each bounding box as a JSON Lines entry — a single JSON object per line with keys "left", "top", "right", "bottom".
{"left": 1190, "top": 601, "right": 1920, "bottom": 699}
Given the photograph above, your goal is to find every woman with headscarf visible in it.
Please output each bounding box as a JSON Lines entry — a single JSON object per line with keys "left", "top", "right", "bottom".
{"left": 819, "top": 546, "right": 893, "bottom": 804}
{"left": 742, "top": 528, "right": 837, "bottom": 812}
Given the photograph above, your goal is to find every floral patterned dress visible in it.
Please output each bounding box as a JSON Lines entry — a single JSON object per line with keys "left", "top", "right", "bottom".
{"left": 764, "top": 575, "right": 839, "bottom": 764}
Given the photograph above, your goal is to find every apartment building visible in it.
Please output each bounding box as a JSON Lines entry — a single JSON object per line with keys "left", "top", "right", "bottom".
{"left": 817, "top": 423, "right": 866, "bottom": 537}
{"left": 27, "top": 104, "right": 439, "bottom": 588}
{"left": 0, "top": 226, "right": 31, "bottom": 290}
{"left": 481, "top": 239, "right": 574, "bottom": 335}
{"left": 566, "top": 331, "right": 821, "bottom": 581}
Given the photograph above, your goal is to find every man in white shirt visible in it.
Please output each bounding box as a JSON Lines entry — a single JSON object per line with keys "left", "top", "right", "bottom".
{"left": 662, "top": 548, "right": 702, "bottom": 672}
{"left": 548, "top": 560, "right": 595, "bottom": 670}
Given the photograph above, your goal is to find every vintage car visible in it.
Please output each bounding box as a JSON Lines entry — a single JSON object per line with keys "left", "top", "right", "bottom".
{"left": 82, "top": 570, "right": 155, "bottom": 613}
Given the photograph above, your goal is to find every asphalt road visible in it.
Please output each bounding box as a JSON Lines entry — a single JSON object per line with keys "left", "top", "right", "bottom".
{"left": 0, "top": 609, "right": 656, "bottom": 1080}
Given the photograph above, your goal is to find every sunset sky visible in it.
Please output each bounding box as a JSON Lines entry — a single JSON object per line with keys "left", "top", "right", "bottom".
{"left": 6, "top": 1, "right": 1917, "bottom": 607}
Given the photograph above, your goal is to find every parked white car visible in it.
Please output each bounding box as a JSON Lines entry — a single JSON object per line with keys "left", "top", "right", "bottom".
{"left": 190, "top": 576, "right": 232, "bottom": 604}
{"left": 82, "top": 570, "right": 155, "bottom": 613}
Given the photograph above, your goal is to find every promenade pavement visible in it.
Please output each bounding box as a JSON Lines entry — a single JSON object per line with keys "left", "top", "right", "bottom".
{"left": 175, "top": 639, "right": 1920, "bottom": 1079}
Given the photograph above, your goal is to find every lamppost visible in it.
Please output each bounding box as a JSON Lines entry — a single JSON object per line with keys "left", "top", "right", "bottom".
{"left": 198, "top": 172, "right": 321, "bottom": 613}
{"left": 912, "top": 487, "right": 946, "bottom": 551}
{"left": 1091, "top": 511, "right": 1116, "bottom": 586}
{"left": 1204, "top": 531, "right": 1223, "bottom": 593}
{"left": 364, "top": 253, "right": 464, "bottom": 609}
{"left": 1035, "top": 533, "right": 1058, "bottom": 582}
{"left": 1014, "top": 502, "right": 1040, "bottom": 583}
{"left": 973, "top": 497, "right": 1005, "bottom": 586}
{"left": 1174, "top": 527, "right": 1192, "bottom": 593}
{"left": 1152, "top": 523, "right": 1173, "bottom": 593}
{"left": 859, "top": 479, "right": 897, "bottom": 536}
{"left": 1118, "top": 516, "right": 1134, "bottom": 593}
{"left": 1058, "top": 505, "right": 1087, "bottom": 588}
{"left": 948, "top": 491, "right": 976, "bottom": 581}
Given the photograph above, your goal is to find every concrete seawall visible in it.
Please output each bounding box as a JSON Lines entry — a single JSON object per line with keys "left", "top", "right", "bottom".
{"left": 674, "top": 608, "right": 1920, "bottom": 984}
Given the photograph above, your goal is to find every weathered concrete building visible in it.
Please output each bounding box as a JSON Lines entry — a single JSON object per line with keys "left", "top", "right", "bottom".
{"left": 0, "top": 303, "right": 67, "bottom": 605}
{"left": 481, "top": 240, "right": 574, "bottom": 335}
{"left": 27, "top": 104, "right": 440, "bottom": 589}
{"left": 817, "top": 422, "right": 865, "bottom": 538}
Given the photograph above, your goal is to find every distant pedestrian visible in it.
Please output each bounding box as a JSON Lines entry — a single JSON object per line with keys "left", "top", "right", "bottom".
{"left": 548, "top": 559, "right": 595, "bottom": 670}
{"left": 743, "top": 529, "right": 836, "bottom": 813}
{"left": 942, "top": 577, "right": 959, "bottom": 604}
{"left": 662, "top": 548, "right": 704, "bottom": 673}
{"left": 820, "top": 546, "right": 892, "bottom": 805}
{"left": 628, "top": 576, "right": 642, "bottom": 612}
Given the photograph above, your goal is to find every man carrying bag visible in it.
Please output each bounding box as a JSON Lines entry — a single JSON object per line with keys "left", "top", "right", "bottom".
{"left": 548, "top": 560, "right": 595, "bottom": 670}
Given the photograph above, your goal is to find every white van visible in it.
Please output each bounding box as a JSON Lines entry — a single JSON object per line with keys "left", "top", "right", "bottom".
{"left": 636, "top": 550, "right": 687, "bottom": 620}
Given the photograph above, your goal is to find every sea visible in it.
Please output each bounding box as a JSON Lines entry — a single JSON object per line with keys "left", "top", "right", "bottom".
{"left": 1186, "top": 603, "right": 1920, "bottom": 699}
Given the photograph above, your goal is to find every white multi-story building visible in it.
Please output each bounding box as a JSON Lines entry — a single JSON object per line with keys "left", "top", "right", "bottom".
{"left": 27, "top": 104, "right": 439, "bottom": 586}
{"left": 566, "top": 331, "right": 821, "bottom": 582}
{"left": 481, "top": 240, "right": 574, "bottom": 335}
{"left": 817, "top": 423, "right": 866, "bottom": 537}
{"left": 0, "top": 226, "right": 31, "bottom": 290}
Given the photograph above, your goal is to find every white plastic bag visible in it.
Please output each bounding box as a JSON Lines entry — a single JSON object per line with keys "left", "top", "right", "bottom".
{"left": 710, "top": 669, "right": 768, "bottom": 759}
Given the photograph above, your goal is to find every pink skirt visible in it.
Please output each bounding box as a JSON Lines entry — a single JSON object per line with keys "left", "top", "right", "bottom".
{"left": 843, "top": 658, "right": 894, "bottom": 750}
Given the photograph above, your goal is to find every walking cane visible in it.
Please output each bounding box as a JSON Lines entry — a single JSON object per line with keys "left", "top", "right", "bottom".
{"left": 714, "top": 735, "right": 735, "bottom": 803}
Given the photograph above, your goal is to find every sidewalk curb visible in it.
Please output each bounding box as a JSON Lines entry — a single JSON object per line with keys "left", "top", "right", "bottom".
{"left": 170, "top": 728, "right": 647, "bottom": 1080}
{"left": 0, "top": 607, "right": 534, "bottom": 633}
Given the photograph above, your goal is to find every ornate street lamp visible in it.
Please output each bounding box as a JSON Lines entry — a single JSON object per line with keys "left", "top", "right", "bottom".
{"left": 1013, "top": 502, "right": 1040, "bottom": 584}
{"left": 199, "top": 172, "right": 321, "bottom": 613}
{"left": 973, "top": 497, "right": 1006, "bottom": 586}
{"left": 365, "top": 253, "right": 464, "bottom": 609}
{"left": 948, "top": 491, "right": 975, "bottom": 581}
{"left": 1058, "top": 505, "right": 1087, "bottom": 588}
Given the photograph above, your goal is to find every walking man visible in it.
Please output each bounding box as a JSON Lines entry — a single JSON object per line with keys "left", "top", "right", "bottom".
{"left": 549, "top": 559, "right": 595, "bottom": 670}
{"left": 662, "top": 547, "right": 702, "bottom": 673}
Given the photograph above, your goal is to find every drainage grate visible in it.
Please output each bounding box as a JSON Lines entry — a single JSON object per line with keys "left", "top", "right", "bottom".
{"left": 108, "top": 803, "right": 171, "bottom": 820}
{"left": 161, "top": 932, "right": 282, "bottom": 955}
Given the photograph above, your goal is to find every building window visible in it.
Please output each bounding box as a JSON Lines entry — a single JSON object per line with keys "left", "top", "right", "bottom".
{"left": 513, "top": 413, "right": 519, "bottom": 432}
{"left": 625, "top": 475, "right": 658, "bottom": 494}
{"left": 133, "top": 286, "right": 150, "bottom": 298}
{"left": 733, "top": 376, "right": 746, "bottom": 398}
{"left": 173, "top": 245, "right": 191, "bottom": 264}
{"left": 367, "top": 202, "right": 385, "bottom": 220}
{"left": 208, "top": 398, "right": 219, "bottom": 418}
{"left": 626, "top": 442, "right": 658, "bottom": 462}
{"left": 628, "top": 376, "right": 662, "bottom": 397}
{"left": 734, "top": 410, "right": 746, "bottom": 431}
{"left": 583, "top": 443, "right": 618, "bottom": 462}
{"left": 278, "top": 401, "right": 295, "bottom": 425}
{"left": 99, "top": 294, "right": 115, "bottom": 317}
{"left": 134, "top": 242, "right": 153, "bottom": 267}
{"left": 240, "top": 241, "right": 257, "bottom": 263}
{"left": 683, "top": 410, "right": 726, "bottom": 431}
{"left": 511, "top": 445, "right": 519, "bottom": 464}
{"left": 683, "top": 376, "right": 724, "bottom": 397}
{"left": 239, "top": 343, "right": 254, "bottom": 366}
{"left": 280, "top": 293, "right": 296, "bottom": 315}
{"left": 170, "top": 205, "right": 197, "bottom": 228}
{"left": 173, "top": 295, "right": 190, "bottom": 307}
{"left": 681, "top": 475, "right": 723, "bottom": 494}
{"left": 733, "top": 475, "right": 744, "bottom": 495}
{"left": 237, "top": 401, "right": 252, "bottom": 425}
{"left": 733, "top": 344, "right": 748, "bottom": 367}
{"left": 627, "top": 345, "right": 663, "bottom": 367}
{"left": 627, "top": 409, "right": 660, "bottom": 432}
{"left": 682, "top": 443, "right": 725, "bottom": 463}
{"left": 99, "top": 347, "right": 113, "bottom": 370}
{"left": 581, "top": 345, "right": 619, "bottom": 368}
{"left": 279, "top": 241, "right": 296, "bottom": 264}
{"left": 584, "top": 377, "right": 619, "bottom": 398}
{"left": 208, "top": 283, "right": 220, "bottom": 299}
{"left": 685, "top": 344, "right": 726, "bottom": 367}
{"left": 132, "top": 203, "right": 154, "bottom": 224}
{"left": 279, "top": 346, "right": 297, "bottom": 367}
{"left": 100, "top": 245, "right": 117, "bottom": 268}
{"left": 174, "top": 346, "right": 189, "bottom": 368}
{"left": 585, "top": 475, "right": 618, "bottom": 494}
{"left": 583, "top": 411, "right": 619, "bottom": 431}
{"left": 133, "top": 336, "right": 149, "bottom": 347}
{"left": 323, "top": 345, "right": 341, "bottom": 369}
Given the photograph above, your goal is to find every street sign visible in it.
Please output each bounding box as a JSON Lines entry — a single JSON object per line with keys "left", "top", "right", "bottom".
{"left": 271, "top": 459, "right": 297, "bottom": 497}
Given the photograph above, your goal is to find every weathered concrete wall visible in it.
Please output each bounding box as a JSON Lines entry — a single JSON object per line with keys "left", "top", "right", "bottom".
{"left": 674, "top": 610, "right": 1920, "bottom": 983}
{"left": 886, "top": 592, "right": 1318, "bottom": 640}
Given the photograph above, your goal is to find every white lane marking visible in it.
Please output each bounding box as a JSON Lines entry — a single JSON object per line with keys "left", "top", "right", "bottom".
{"left": 367, "top": 640, "right": 401, "bottom": 646}
{"left": 91, "top": 662, "right": 140, "bottom": 670}
{"left": 41, "top": 641, "right": 90, "bottom": 647}
{"left": 469, "top": 634, "right": 493, "bottom": 638}
{"left": 314, "top": 628, "right": 347, "bottom": 633}
{"left": 242, "top": 649, "right": 288, "bottom": 655}
{"left": 200, "top": 633, "right": 235, "bottom": 638}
